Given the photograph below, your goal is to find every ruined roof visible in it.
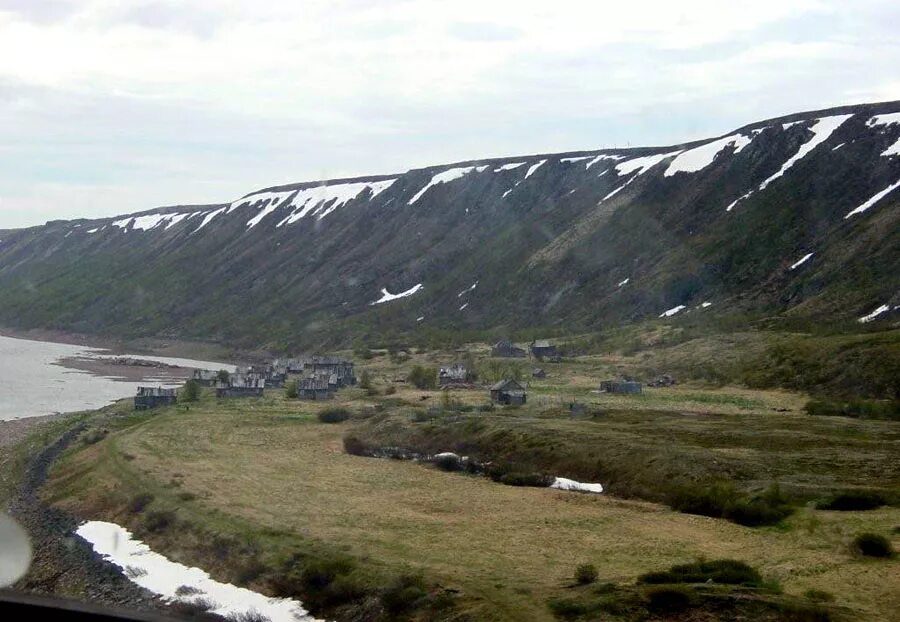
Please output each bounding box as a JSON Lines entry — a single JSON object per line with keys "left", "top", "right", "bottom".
{"left": 490, "top": 379, "right": 525, "bottom": 391}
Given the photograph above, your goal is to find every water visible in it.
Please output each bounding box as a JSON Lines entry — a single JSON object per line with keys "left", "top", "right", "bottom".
{"left": 0, "top": 335, "right": 235, "bottom": 421}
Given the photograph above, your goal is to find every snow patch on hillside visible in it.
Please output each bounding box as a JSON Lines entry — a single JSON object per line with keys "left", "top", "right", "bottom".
{"left": 560, "top": 156, "right": 592, "bottom": 163}
{"left": 551, "top": 477, "right": 603, "bottom": 494}
{"left": 616, "top": 150, "right": 682, "bottom": 176}
{"left": 664, "top": 134, "right": 752, "bottom": 176}
{"left": 409, "top": 167, "right": 483, "bottom": 204}
{"left": 866, "top": 113, "right": 900, "bottom": 128}
{"left": 859, "top": 304, "right": 890, "bottom": 323}
{"left": 112, "top": 211, "right": 198, "bottom": 232}
{"left": 192, "top": 208, "right": 226, "bottom": 233}
{"left": 617, "top": 278, "right": 629, "bottom": 287}
{"left": 272, "top": 180, "right": 396, "bottom": 225}
{"left": 790, "top": 252, "right": 814, "bottom": 270}
{"left": 458, "top": 281, "right": 478, "bottom": 297}
{"left": 782, "top": 120, "right": 805, "bottom": 130}
{"left": 524, "top": 160, "right": 547, "bottom": 179}
{"left": 844, "top": 178, "right": 900, "bottom": 219}
{"left": 659, "top": 304, "right": 686, "bottom": 318}
{"left": 370, "top": 283, "right": 423, "bottom": 305}
{"left": 494, "top": 162, "right": 525, "bottom": 172}
{"left": 586, "top": 154, "right": 625, "bottom": 169}
{"left": 758, "top": 114, "right": 852, "bottom": 191}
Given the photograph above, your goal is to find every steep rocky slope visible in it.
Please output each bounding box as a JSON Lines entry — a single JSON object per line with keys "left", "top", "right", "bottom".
{"left": 1, "top": 101, "right": 898, "bottom": 348}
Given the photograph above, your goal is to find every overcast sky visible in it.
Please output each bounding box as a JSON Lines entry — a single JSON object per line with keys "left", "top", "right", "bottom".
{"left": 1, "top": 0, "right": 898, "bottom": 228}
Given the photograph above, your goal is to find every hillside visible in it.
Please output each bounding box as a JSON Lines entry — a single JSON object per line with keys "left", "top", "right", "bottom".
{"left": 1, "top": 101, "right": 899, "bottom": 348}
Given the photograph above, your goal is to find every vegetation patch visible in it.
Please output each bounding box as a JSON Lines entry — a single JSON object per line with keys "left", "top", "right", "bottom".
{"left": 317, "top": 408, "right": 350, "bottom": 423}
{"left": 852, "top": 533, "right": 894, "bottom": 558}
{"left": 638, "top": 559, "right": 764, "bottom": 587}
{"left": 817, "top": 490, "right": 887, "bottom": 511}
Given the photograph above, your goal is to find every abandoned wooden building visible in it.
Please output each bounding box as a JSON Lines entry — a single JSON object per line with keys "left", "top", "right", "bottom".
{"left": 491, "top": 340, "right": 527, "bottom": 358}
{"left": 191, "top": 369, "right": 219, "bottom": 386}
{"left": 530, "top": 340, "right": 558, "bottom": 360}
{"left": 532, "top": 368, "right": 547, "bottom": 379}
{"left": 598, "top": 380, "right": 642, "bottom": 394}
{"left": 297, "top": 377, "right": 333, "bottom": 400}
{"left": 134, "top": 386, "right": 177, "bottom": 410}
{"left": 216, "top": 373, "right": 265, "bottom": 398}
{"left": 490, "top": 379, "right": 527, "bottom": 405}
{"left": 439, "top": 362, "right": 468, "bottom": 386}
{"left": 307, "top": 356, "right": 356, "bottom": 387}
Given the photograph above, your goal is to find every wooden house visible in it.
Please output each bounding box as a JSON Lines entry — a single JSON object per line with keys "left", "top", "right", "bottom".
{"left": 134, "top": 386, "right": 177, "bottom": 410}
{"left": 490, "top": 379, "right": 527, "bottom": 405}
{"left": 191, "top": 369, "right": 219, "bottom": 386}
{"left": 307, "top": 356, "right": 356, "bottom": 387}
{"left": 297, "top": 377, "right": 333, "bottom": 400}
{"left": 598, "top": 380, "right": 642, "bottom": 394}
{"left": 491, "top": 340, "right": 527, "bottom": 358}
{"left": 216, "top": 373, "right": 265, "bottom": 398}
{"left": 439, "top": 363, "right": 468, "bottom": 386}
{"left": 530, "top": 340, "right": 558, "bottom": 360}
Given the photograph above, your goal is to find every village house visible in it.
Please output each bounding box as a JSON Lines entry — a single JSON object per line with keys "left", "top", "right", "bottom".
{"left": 439, "top": 362, "right": 468, "bottom": 386}
{"left": 598, "top": 380, "right": 642, "bottom": 394}
{"left": 490, "top": 379, "right": 527, "bottom": 405}
{"left": 297, "top": 376, "right": 333, "bottom": 400}
{"left": 491, "top": 340, "right": 527, "bottom": 358}
{"left": 216, "top": 373, "right": 265, "bottom": 398}
{"left": 530, "top": 339, "right": 559, "bottom": 361}
{"left": 134, "top": 386, "right": 177, "bottom": 410}
{"left": 191, "top": 369, "right": 219, "bottom": 386}
{"left": 307, "top": 356, "right": 356, "bottom": 387}
{"left": 247, "top": 363, "right": 286, "bottom": 388}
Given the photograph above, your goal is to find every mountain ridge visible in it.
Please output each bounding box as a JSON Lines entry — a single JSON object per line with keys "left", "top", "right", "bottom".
{"left": 1, "top": 100, "right": 898, "bottom": 348}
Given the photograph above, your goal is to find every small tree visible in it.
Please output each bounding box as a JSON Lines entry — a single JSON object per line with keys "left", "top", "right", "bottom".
{"left": 407, "top": 365, "right": 437, "bottom": 389}
{"left": 216, "top": 369, "right": 230, "bottom": 384}
{"left": 359, "top": 370, "right": 372, "bottom": 390}
{"left": 179, "top": 379, "right": 200, "bottom": 403}
{"left": 575, "top": 564, "right": 598, "bottom": 585}
{"left": 284, "top": 379, "right": 298, "bottom": 398}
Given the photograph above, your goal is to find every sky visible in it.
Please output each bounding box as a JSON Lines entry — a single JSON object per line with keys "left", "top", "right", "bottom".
{"left": 1, "top": 0, "right": 899, "bottom": 228}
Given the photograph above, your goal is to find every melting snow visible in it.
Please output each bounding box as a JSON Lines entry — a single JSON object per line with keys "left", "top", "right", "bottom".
{"left": 524, "top": 160, "right": 547, "bottom": 179}
{"left": 459, "top": 303, "right": 469, "bottom": 311}
{"left": 859, "top": 304, "right": 890, "bottom": 323}
{"left": 617, "top": 278, "right": 629, "bottom": 287}
{"left": 782, "top": 120, "right": 805, "bottom": 130}
{"left": 370, "top": 283, "right": 423, "bottom": 305}
{"left": 113, "top": 212, "right": 195, "bottom": 232}
{"left": 790, "top": 252, "right": 814, "bottom": 270}
{"left": 664, "top": 134, "right": 752, "bottom": 177}
{"left": 502, "top": 188, "right": 514, "bottom": 198}
{"left": 86, "top": 228, "right": 99, "bottom": 234}
{"left": 615, "top": 150, "right": 683, "bottom": 176}
{"left": 551, "top": 477, "right": 603, "bottom": 494}
{"left": 700, "top": 302, "right": 712, "bottom": 308}
{"left": 757, "top": 114, "right": 852, "bottom": 191}
{"left": 832, "top": 143, "right": 845, "bottom": 151}
{"left": 76, "top": 521, "right": 316, "bottom": 622}
{"left": 866, "top": 112, "right": 900, "bottom": 128}
{"left": 192, "top": 208, "right": 226, "bottom": 233}
{"left": 416, "top": 316, "right": 424, "bottom": 322}
{"left": 586, "top": 154, "right": 625, "bottom": 169}
{"left": 458, "top": 281, "right": 478, "bottom": 297}
{"left": 659, "top": 304, "right": 686, "bottom": 318}
{"left": 409, "top": 168, "right": 482, "bottom": 204}
{"left": 266, "top": 180, "right": 397, "bottom": 225}
{"left": 494, "top": 162, "right": 526, "bottom": 172}
{"left": 844, "top": 178, "right": 900, "bottom": 219}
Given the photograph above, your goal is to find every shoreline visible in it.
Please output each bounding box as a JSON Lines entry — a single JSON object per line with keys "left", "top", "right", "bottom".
{"left": 0, "top": 412, "right": 78, "bottom": 450}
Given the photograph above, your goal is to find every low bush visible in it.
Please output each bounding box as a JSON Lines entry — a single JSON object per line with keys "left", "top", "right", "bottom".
{"left": 804, "top": 589, "right": 835, "bottom": 603}
{"left": 82, "top": 428, "right": 108, "bottom": 445}
{"left": 343, "top": 435, "right": 367, "bottom": 456}
{"left": 384, "top": 385, "right": 396, "bottom": 395}
{"left": 407, "top": 365, "right": 438, "bottom": 389}
{"left": 180, "top": 379, "right": 201, "bottom": 403}
{"left": 284, "top": 380, "right": 298, "bottom": 399}
{"left": 806, "top": 398, "right": 900, "bottom": 421}
{"left": 381, "top": 574, "right": 427, "bottom": 615}
{"left": 235, "top": 558, "right": 268, "bottom": 584}
{"left": 127, "top": 493, "right": 155, "bottom": 514}
{"left": 639, "top": 559, "right": 762, "bottom": 587}
{"left": 433, "top": 453, "right": 462, "bottom": 472}
{"left": 644, "top": 586, "right": 695, "bottom": 613}
{"left": 575, "top": 564, "right": 598, "bottom": 585}
{"left": 317, "top": 408, "right": 350, "bottom": 423}
{"left": 494, "top": 471, "right": 553, "bottom": 487}
{"left": 668, "top": 482, "right": 793, "bottom": 526}
{"left": 853, "top": 533, "right": 894, "bottom": 558}
{"left": 227, "top": 610, "right": 270, "bottom": 622}
{"left": 144, "top": 510, "right": 176, "bottom": 533}
{"left": 547, "top": 598, "right": 591, "bottom": 618}
{"left": 817, "top": 491, "right": 886, "bottom": 511}
{"left": 300, "top": 558, "right": 356, "bottom": 592}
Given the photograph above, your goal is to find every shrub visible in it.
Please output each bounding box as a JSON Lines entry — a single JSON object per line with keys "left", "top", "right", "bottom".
{"left": 127, "top": 493, "right": 155, "bottom": 514}
{"left": 804, "top": 589, "right": 835, "bottom": 603}
{"left": 433, "top": 453, "right": 462, "bottom": 472}
{"left": 853, "top": 533, "right": 894, "bottom": 558}
{"left": 727, "top": 497, "right": 794, "bottom": 527}
{"left": 575, "top": 563, "right": 598, "bottom": 585}
{"left": 548, "top": 598, "right": 591, "bottom": 618}
{"left": 227, "top": 610, "right": 270, "bottom": 622}
{"left": 358, "top": 370, "right": 372, "bottom": 390}
{"left": 343, "top": 435, "right": 367, "bottom": 455}
{"left": 668, "top": 482, "right": 793, "bottom": 526}
{"left": 82, "top": 428, "right": 108, "bottom": 445}
{"left": 644, "top": 586, "right": 694, "bottom": 613}
{"left": 407, "top": 365, "right": 438, "bottom": 389}
{"left": 176, "top": 585, "right": 204, "bottom": 597}
{"left": 494, "top": 472, "right": 552, "bottom": 487}
{"left": 384, "top": 385, "right": 397, "bottom": 395}
{"left": 216, "top": 369, "right": 230, "bottom": 384}
{"left": 180, "top": 379, "right": 201, "bottom": 403}
{"left": 235, "top": 558, "right": 268, "bottom": 584}
{"left": 381, "top": 574, "right": 427, "bottom": 614}
{"left": 301, "top": 558, "right": 355, "bottom": 592}
{"left": 144, "top": 510, "right": 176, "bottom": 533}
{"left": 284, "top": 380, "right": 298, "bottom": 399}
{"left": 817, "top": 491, "right": 886, "bottom": 511}
{"left": 668, "top": 482, "right": 738, "bottom": 518}
{"left": 638, "top": 559, "right": 762, "bottom": 586}
{"left": 806, "top": 398, "right": 900, "bottom": 421}
{"left": 317, "top": 407, "right": 350, "bottom": 423}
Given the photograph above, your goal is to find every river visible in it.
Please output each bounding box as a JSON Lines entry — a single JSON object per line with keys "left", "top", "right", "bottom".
{"left": 0, "top": 334, "right": 236, "bottom": 421}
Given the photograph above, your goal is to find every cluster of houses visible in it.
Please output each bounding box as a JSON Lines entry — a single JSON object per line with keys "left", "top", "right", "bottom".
{"left": 491, "top": 339, "right": 560, "bottom": 361}
{"left": 133, "top": 355, "right": 357, "bottom": 409}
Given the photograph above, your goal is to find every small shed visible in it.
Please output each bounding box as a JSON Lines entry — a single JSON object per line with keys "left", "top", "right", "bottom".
{"left": 134, "top": 386, "right": 177, "bottom": 410}
{"left": 297, "top": 377, "right": 333, "bottom": 400}
{"left": 532, "top": 368, "right": 546, "bottom": 379}
{"left": 598, "top": 380, "right": 642, "bottom": 394}
{"left": 490, "top": 379, "right": 527, "bottom": 405}
{"left": 530, "top": 340, "right": 558, "bottom": 360}
{"left": 491, "top": 340, "right": 527, "bottom": 358}
{"left": 439, "top": 363, "right": 468, "bottom": 386}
